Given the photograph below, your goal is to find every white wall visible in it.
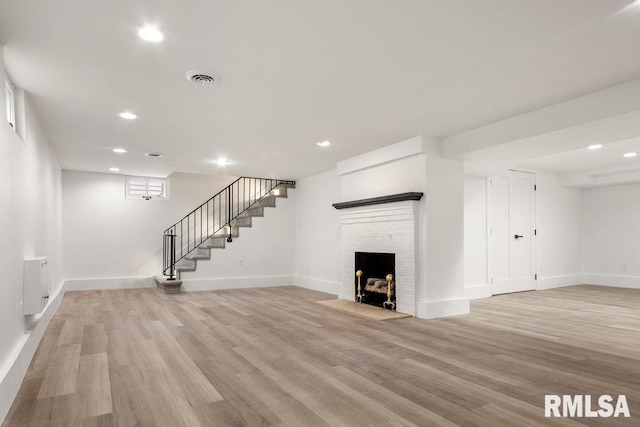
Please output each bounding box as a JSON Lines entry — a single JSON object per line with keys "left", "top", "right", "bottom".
{"left": 340, "top": 155, "right": 427, "bottom": 201}
{"left": 63, "top": 170, "right": 297, "bottom": 290}
{"left": 535, "top": 171, "right": 583, "bottom": 289}
{"left": 294, "top": 170, "right": 341, "bottom": 294}
{"left": 180, "top": 190, "right": 296, "bottom": 290}
{"left": 62, "top": 171, "right": 236, "bottom": 288}
{"left": 421, "top": 139, "right": 467, "bottom": 317}
{"left": 464, "top": 176, "right": 489, "bottom": 299}
{"left": 582, "top": 182, "right": 640, "bottom": 288}
{"left": 0, "top": 47, "right": 64, "bottom": 423}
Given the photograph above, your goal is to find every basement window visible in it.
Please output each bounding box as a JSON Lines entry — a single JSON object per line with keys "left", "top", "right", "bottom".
{"left": 125, "top": 176, "right": 170, "bottom": 200}
{"left": 5, "top": 80, "right": 15, "bottom": 130}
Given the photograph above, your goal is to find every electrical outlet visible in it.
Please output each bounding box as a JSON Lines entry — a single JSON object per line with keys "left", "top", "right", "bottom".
{"left": 239, "top": 258, "right": 244, "bottom": 267}
{"left": 621, "top": 263, "right": 628, "bottom": 272}
{"left": 562, "top": 262, "right": 568, "bottom": 271}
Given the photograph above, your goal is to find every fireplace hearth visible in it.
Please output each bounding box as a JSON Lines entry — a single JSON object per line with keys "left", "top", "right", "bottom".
{"left": 355, "top": 252, "right": 395, "bottom": 310}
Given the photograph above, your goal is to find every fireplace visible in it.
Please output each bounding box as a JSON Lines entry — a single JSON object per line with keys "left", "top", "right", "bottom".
{"left": 334, "top": 192, "right": 423, "bottom": 316}
{"left": 355, "top": 252, "right": 395, "bottom": 309}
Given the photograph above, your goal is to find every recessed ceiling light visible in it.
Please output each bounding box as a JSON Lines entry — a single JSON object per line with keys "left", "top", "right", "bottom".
{"left": 587, "top": 144, "right": 602, "bottom": 150}
{"left": 213, "top": 158, "right": 230, "bottom": 166}
{"left": 145, "top": 153, "right": 162, "bottom": 158}
{"left": 316, "top": 140, "right": 331, "bottom": 147}
{"left": 623, "top": 152, "right": 637, "bottom": 158}
{"left": 138, "top": 26, "right": 164, "bottom": 42}
{"left": 109, "top": 167, "right": 120, "bottom": 172}
{"left": 112, "top": 148, "right": 127, "bottom": 154}
{"left": 118, "top": 111, "right": 138, "bottom": 120}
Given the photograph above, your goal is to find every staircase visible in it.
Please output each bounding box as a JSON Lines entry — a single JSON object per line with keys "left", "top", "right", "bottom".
{"left": 155, "top": 177, "right": 295, "bottom": 293}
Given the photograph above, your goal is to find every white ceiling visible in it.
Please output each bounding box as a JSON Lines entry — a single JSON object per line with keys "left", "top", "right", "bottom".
{"left": 1, "top": 0, "right": 640, "bottom": 181}
{"left": 520, "top": 138, "right": 640, "bottom": 174}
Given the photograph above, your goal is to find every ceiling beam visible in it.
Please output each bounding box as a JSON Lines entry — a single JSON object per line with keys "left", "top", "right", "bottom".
{"left": 442, "top": 78, "right": 640, "bottom": 161}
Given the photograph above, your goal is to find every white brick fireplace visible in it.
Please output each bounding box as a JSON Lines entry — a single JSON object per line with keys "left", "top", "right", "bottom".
{"left": 337, "top": 198, "right": 420, "bottom": 316}
{"left": 334, "top": 135, "right": 469, "bottom": 320}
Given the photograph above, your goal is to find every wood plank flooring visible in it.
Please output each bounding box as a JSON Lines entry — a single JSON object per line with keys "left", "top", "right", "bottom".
{"left": 4, "top": 285, "right": 640, "bottom": 426}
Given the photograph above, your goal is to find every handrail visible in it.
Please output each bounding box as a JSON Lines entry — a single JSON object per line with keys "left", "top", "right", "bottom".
{"left": 162, "top": 176, "right": 295, "bottom": 279}
{"left": 162, "top": 176, "right": 242, "bottom": 234}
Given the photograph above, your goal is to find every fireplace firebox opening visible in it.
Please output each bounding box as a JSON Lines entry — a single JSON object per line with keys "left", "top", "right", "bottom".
{"left": 355, "top": 252, "right": 396, "bottom": 310}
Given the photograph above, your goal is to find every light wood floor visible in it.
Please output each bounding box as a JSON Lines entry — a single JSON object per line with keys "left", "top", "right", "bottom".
{"left": 4, "top": 285, "right": 640, "bottom": 426}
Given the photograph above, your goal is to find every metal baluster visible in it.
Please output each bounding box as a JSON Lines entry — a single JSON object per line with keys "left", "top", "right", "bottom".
{"left": 163, "top": 233, "right": 167, "bottom": 275}
{"left": 227, "top": 187, "right": 233, "bottom": 242}
{"left": 167, "top": 232, "right": 176, "bottom": 280}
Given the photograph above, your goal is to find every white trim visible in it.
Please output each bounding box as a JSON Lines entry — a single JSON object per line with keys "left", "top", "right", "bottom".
{"left": 536, "top": 274, "right": 582, "bottom": 290}
{"left": 4, "top": 79, "right": 15, "bottom": 131}
{"left": 416, "top": 297, "right": 470, "bottom": 319}
{"left": 64, "top": 277, "right": 154, "bottom": 291}
{"left": 464, "top": 283, "right": 492, "bottom": 300}
{"left": 181, "top": 275, "right": 295, "bottom": 292}
{"left": 296, "top": 275, "right": 340, "bottom": 295}
{"left": 582, "top": 274, "right": 640, "bottom": 289}
{"left": 0, "top": 284, "right": 64, "bottom": 424}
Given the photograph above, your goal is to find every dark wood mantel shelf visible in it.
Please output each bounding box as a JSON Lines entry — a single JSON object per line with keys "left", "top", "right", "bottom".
{"left": 332, "top": 192, "right": 423, "bottom": 210}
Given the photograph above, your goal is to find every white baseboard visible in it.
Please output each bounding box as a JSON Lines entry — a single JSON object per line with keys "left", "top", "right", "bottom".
{"left": 416, "top": 296, "right": 470, "bottom": 319}
{"left": 181, "top": 275, "right": 295, "bottom": 292}
{"left": 464, "top": 283, "right": 491, "bottom": 300}
{"left": 295, "top": 276, "right": 340, "bottom": 295}
{"left": 0, "top": 282, "right": 64, "bottom": 424}
{"left": 64, "top": 277, "right": 154, "bottom": 291}
{"left": 464, "top": 276, "right": 583, "bottom": 299}
{"left": 582, "top": 274, "right": 640, "bottom": 289}
{"left": 536, "top": 274, "right": 582, "bottom": 290}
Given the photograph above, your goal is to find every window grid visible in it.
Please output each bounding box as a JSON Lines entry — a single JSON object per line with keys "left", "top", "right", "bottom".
{"left": 125, "top": 176, "right": 169, "bottom": 200}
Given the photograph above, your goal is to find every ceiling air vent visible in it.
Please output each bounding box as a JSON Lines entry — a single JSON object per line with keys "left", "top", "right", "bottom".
{"left": 185, "top": 70, "right": 216, "bottom": 86}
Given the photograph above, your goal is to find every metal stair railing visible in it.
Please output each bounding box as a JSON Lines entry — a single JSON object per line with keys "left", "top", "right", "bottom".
{"left": 162, "top": 177, "right": 295, "bottom": 280}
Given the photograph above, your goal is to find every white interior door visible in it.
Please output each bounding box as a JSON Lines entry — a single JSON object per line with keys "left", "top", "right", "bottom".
{"left": 488, "top": 175, "right": 512, "bottom": 295}
{"left": 488, "top": 171, "right": 536, "bottom": 295}
{"left": 509, "top": 171, "right": 536, "bottom": 292}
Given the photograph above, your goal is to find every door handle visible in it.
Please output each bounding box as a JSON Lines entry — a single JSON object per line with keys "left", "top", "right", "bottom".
{"left": 514, "top": 234, "right": 524, "bottom": 240}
